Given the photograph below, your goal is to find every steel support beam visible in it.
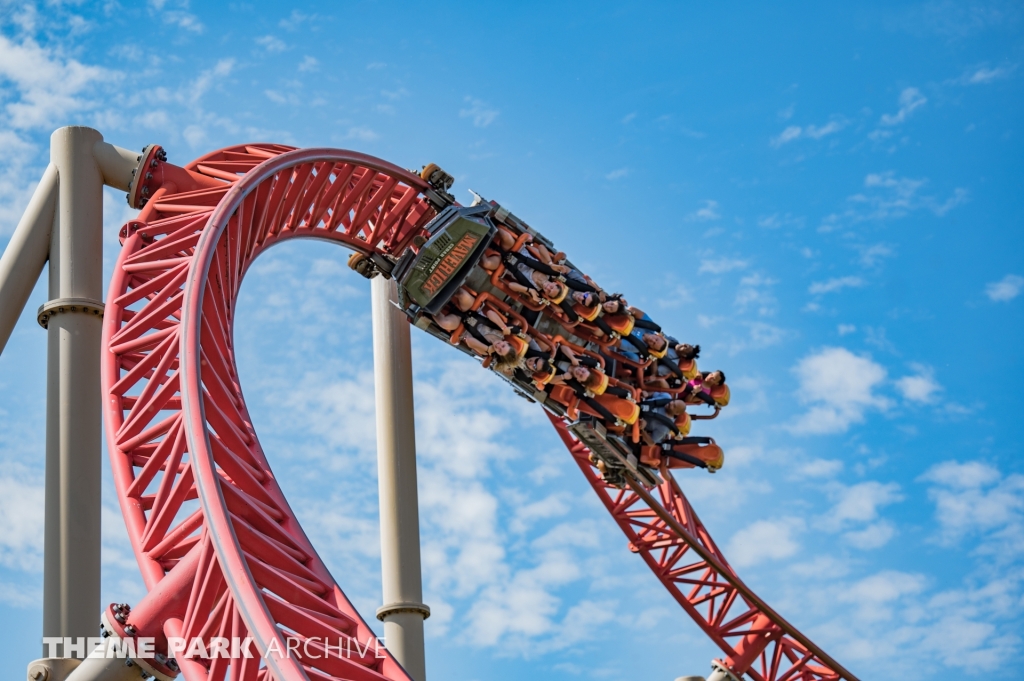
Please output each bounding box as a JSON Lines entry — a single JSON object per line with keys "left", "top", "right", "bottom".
{"left": 43, "top": 125, "right": 107, "bottom": 659}
{"left": 0, "top": 163, "right": 57, "bottom": 356}
{"left": 10, "top": 127, "right": 140, "bottom": 681}
{"left": 370, "top": 276, "right": 428, "bottom": 681}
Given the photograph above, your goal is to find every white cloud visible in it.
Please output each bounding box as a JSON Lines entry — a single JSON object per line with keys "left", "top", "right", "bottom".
{"left": 604, "top": 167, "right": 630, "bottom": 181}
{"left": 920, "top": 461, "right": 1024, "bottom": 556}
{"left": 0, "top": 472, "right": 44, "bottom": 571}
{"left": 880, "top": 87, "right": 927, "bottom": 126}
{"left": 837, "top": 570, "right": 927, "bottom": 619}
{"left": 264, "top": 89, "right": 287, "bottom": 104}
{"left": 822, "top": 481, "right": 904, "bottom": 530}
{"left": 460, "top": 96, "right": 499, "bottom": 127}
{"left": 805, "top": 120, "right": 845, "bottom": 139}
{"left": 985, "top": 274, "right": 1023, "bottom": 302}
{"left": 896, "top": 364, "right": 941, "bottom": 403}
{"left": 279, "top": 10, "right": 318, "bottom": 30}
{"left": 857, "top": 242, "right": 895, "bottom": 267}
{"left": 770, "top": 125, "right": 802, "bottom": 147}
{"left": 825, "top": 171, "right": 969, "bottom": 227}
{"left": 0, "top": 34, "right": 116, "bottom": 129}
{"left": 256, "top": 35, "right": 287, "bottom": 52}
{"left": 787, "top": 347, "right": 890, "bottom": 434}
{"left": 726, "top": 517, "right": 804, "bottom": 567}
{"left": 735, "top": 273, "right": 777, "bottom": 316}
{"left": 771, "top": 119, "right": 845, "bottom": 147}
{"left": 298, "top": 56, "right": 319, "bottom": 72}
{"left": 134, "top": 109, "right": 171, "bottom": 129}
{"left": 844, "top": 521, "right": 897, "bottom": 549}
{"left": 809, "top": 276, "right": 865, "bottom": 295}
{"left": 795, "top": 458, "right": 844, "bottom": 478}
{"left": 698, "top": 256, "right": 746, "bottom": 274}
{"left": 757, "top": 213, "right": 803, "bottom": 229}
{"left": 967, "top": 66, "right": 1012, "bottom": 83}
{"left": 950, "top": 65, "right": 1016, "bottom": 85}
{"left": 837, "top": 324, "right": 856, "bottom": 336}
{"left": 687, "top": 199, "right": 721, "bottom": 221}
{"left": 184, "top": 58, "right": 235, "bottom": 106}
{"left": 149, "top": 0, "right": 204, "bottom": 33}
{"left": 344, "top": 126, "right": 379, "bottom": 142}
{"left": 727, "top": 321, "right": 790, "bottom": 355}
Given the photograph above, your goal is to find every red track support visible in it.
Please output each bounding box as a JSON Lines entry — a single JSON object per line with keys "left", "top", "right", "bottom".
{"left": 101, "top": 144, "right": 858, "bottom": 681}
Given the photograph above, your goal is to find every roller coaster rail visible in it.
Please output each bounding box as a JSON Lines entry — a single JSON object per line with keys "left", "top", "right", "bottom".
{"left": 0, "top": 128, "right": 860, "bottom": 681}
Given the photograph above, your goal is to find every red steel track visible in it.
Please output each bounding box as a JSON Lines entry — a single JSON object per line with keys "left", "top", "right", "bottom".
{"left": 101, "top": 145, "right": 858, "bottom": 681}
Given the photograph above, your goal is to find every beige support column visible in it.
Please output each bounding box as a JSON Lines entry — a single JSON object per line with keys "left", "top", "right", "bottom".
{"left": 0, "top": 164, "right": 58, "bottom": 356}
{"left": 370, "top": 276, "right": 429, "bottom": 681}
{"left": 42, "top": 126, "right": 106, "bottom": 661}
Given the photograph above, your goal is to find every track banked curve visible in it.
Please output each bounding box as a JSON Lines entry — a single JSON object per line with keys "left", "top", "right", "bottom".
{"left": 102, "top": 145, "right": 858, "bottom": 681}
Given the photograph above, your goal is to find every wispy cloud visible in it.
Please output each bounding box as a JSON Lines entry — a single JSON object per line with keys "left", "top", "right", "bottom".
{"left": 757, "top": 213, "right": 803, "bottom": 229}
{"left": 857, "top": 243, "right": 896, "bottom": 267}
{"left": 809, "top": 276, "right": 865, "bottom": 295}
{"left": 460, "top": 96, "right": 499, "bottom": 127}
{"left": 0, "top": 471, "right": 44, "bottom": 571}
{"left": 771, "top": 119, "right": 846, "bottom": 147}
{"left": 821, "top": 171, "right": 968, "bottom": 231}
{"left": 698, "top": 255, "right": 746, "bottom": 274}
{"left": 985, "top": 274, "right": 1023, "bottom": 302}
{"left": 920, "top": 461, "right": 1024, "bottom": 559}
{"left": 148, "top": 0, "right": 203, "bottom": 33}
{"left": 687, "top": 200, "right": 721, "bottom": 221}
{"left": 896, "top": 364, "right": 941, "bottom": 403}
{"left": 950, "top": 65, "right": 1016, "bottom": 85}
{"left": 879, "top": 87, "right": 927, "bottom": 126}
{"left": 279, "top": 10, "right": 320, "bottom": 31}
{"left": 604, "top": 167, "right": 630, "bottom": 181}
{"left": 344, "top": 126, "right": 379, "bottom": 142}
{"left": 735, "top": 273, "right": 777, "bottom": 316}
{"left": 256, "top": 35, "right": 287, "bottom": 53}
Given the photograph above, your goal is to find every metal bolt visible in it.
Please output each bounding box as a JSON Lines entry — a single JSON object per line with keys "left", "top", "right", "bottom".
{"left": 154, "top": 653, "right": 166, "bottom": 664}
{"left": 141, "top": 186, "right": 149, "bottom": 196}
{"left": 151, "top": 159, "right": 158, "bottom": 168}
{"left": 167, "top": 660, "right": 179, "bottom": 672}
{"left": 125, "top": 660, "right": 134, "bottom": 668}
{"left": 124, "top": 624, "right": 137, "bottom": 636}
{"left": 145, "top": 172, "right": 153, "bottom": 181}
{"left": 114, "top": 612, "right": 127, "bottom": 624}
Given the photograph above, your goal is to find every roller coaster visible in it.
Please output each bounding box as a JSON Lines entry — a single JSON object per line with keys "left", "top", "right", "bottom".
{"left": 1, "top": 137, "right": 860, "bottom": 681}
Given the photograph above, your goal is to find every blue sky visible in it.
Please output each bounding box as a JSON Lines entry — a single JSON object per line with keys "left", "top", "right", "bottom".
{"left": 0, "top": 1, "right": 1022, "bottom": 680}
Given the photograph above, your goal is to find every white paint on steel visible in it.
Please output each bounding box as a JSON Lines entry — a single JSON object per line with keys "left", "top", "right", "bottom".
{"left": 37, "top": 128, "right": 139, "bottom": 667}
{"left": 371, "top": 276, "right": 429, "bottom": 681}
{"left": 0, "top": 163, "right": 57, "bottom": 355}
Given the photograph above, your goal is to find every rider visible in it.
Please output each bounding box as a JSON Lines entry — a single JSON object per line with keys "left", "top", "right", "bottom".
{"left": 683, "top": 370, "right": 730, "bottom": 407}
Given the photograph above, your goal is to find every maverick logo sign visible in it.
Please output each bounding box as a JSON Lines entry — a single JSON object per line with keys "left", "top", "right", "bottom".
{"left": 401, "top": 212, "right": 493, "bottom": 312}
{"left": 421, "top": 231, "right": 481, "bottom": 297}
